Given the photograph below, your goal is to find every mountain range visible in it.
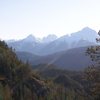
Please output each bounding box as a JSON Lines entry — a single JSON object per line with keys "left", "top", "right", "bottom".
{"left": 7, "top": 27, "right": 98, "bottom": 56}
{"left": 7, "top": 27, "right": 98, "bottom": 70}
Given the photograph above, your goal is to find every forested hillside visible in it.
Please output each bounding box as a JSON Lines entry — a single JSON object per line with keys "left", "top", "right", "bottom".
{"left": 0, "top": 41, "right": 48, "bottom": 100}
{"left": 0, "top": 40, "right": 100, "bottom": 100}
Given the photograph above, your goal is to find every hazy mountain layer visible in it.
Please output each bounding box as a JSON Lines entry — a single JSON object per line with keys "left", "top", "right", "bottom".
{"left": 7, "top": 27, "right": 98, "bottom": 56}
{"left": 16, "top": 47, "right": 94, "bottom": 70}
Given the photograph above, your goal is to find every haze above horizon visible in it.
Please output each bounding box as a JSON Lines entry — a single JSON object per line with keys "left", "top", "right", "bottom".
{"left": 0, "top": 0, "right": 100, "bottom": 40}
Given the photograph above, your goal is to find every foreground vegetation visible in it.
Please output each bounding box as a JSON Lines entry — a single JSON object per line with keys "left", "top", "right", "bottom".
{"left": 0, "top": 39, "right": 100, "bottom": 100}
{"left": 0, "top": 41, "right": 48, "bottom": 100}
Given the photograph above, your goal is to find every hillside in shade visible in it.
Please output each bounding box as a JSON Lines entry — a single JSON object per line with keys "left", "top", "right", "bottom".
{"left": 16, "top": 46, "right": 93, "bottom": 70}
{"left": 0, "top": 40, "right": 48, "bottom": 100}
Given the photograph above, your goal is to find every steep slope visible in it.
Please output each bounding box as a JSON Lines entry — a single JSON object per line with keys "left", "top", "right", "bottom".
{"left": 0, "top": 40, "right": 48, "bottom": 99}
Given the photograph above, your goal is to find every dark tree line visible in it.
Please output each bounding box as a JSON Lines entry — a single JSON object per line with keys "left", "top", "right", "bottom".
{"left": 0, "top": 40, "right": 48, "bottom": 100}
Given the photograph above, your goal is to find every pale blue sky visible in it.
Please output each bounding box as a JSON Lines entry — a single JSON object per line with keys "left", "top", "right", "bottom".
{"left": 0, "top": 0, "right": 100, "bottom": 40}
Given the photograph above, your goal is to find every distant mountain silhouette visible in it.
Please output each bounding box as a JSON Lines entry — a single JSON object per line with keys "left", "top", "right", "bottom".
{"left": 7, "top": 35, "right": 39, "bottom": 53}
{"left": 7, "top": 27, "right": 98, "bottom": 56}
